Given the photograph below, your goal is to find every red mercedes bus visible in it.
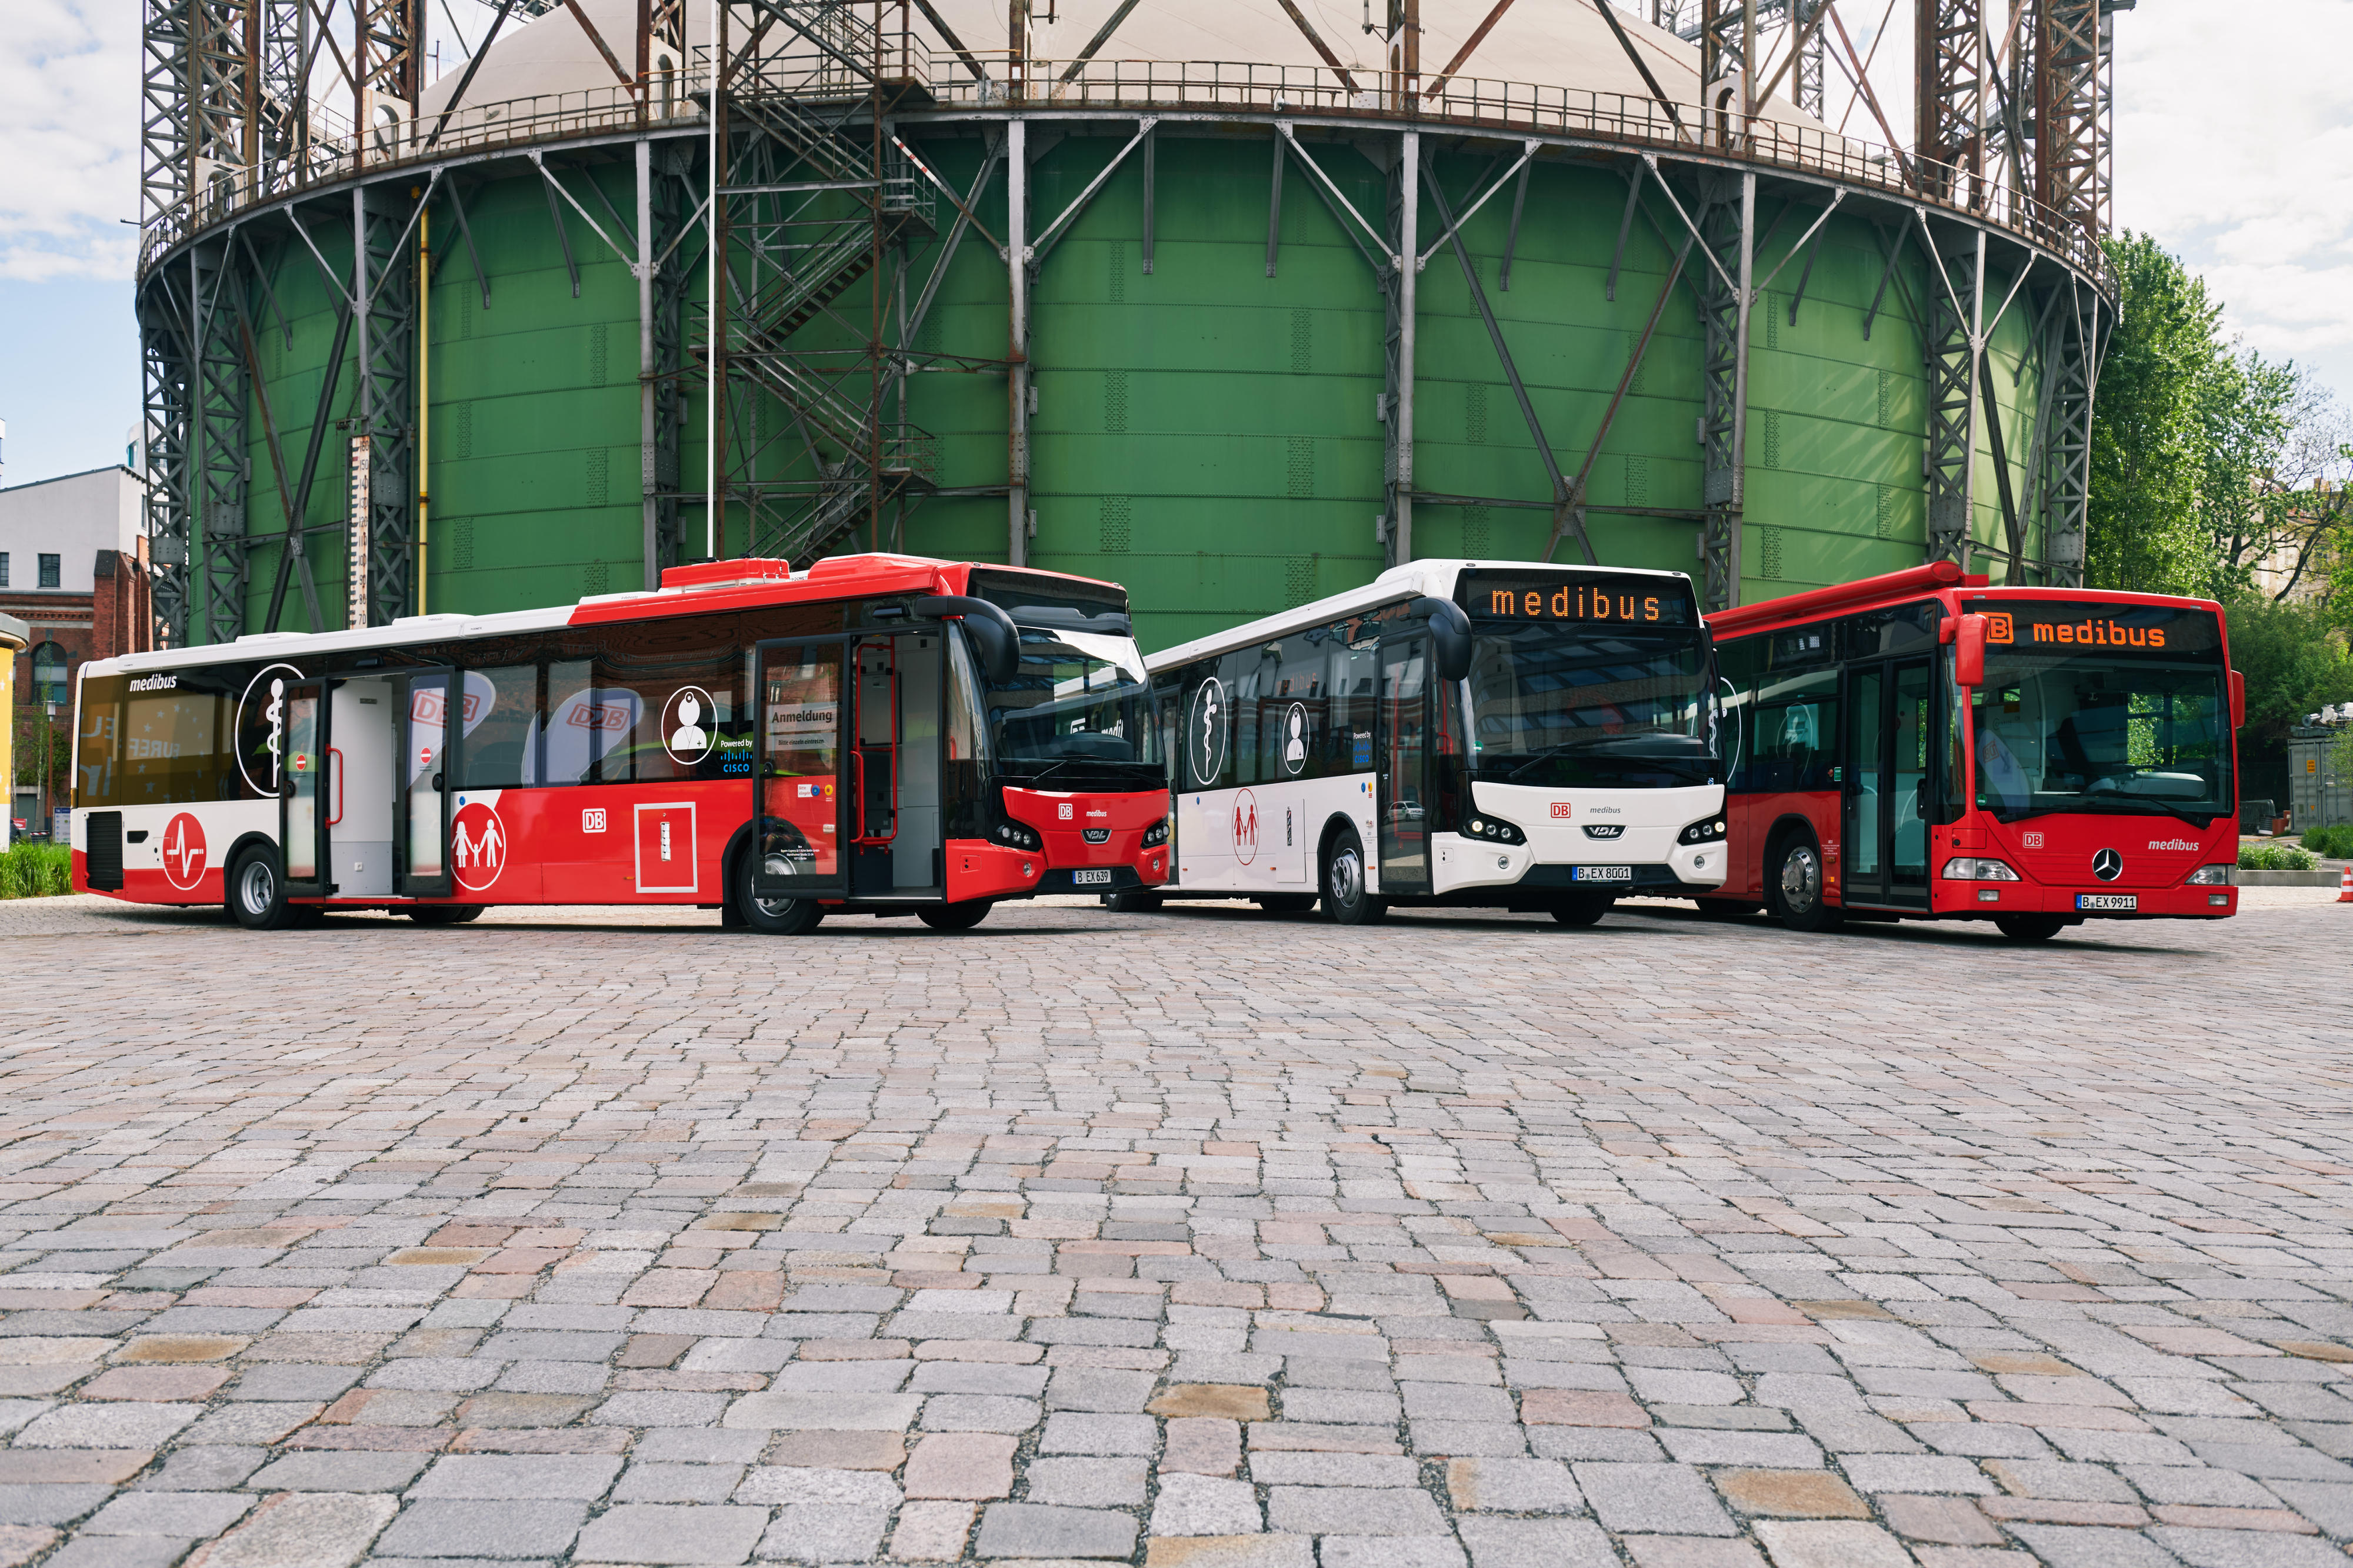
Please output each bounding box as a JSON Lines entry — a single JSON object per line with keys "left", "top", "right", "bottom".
{"left": 1704, "top": 562, "right": 2242, "bottom": 940}
{"left": 69, "top": 555, "right": 1169, "bottom": 933}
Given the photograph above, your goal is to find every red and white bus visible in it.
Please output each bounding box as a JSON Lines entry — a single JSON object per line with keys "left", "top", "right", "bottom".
{"left": 1705, "top": 562, "right": 2242, "bottom": 940}
{"left": 69, "top": 555, "right": 1170, "bottom": 933}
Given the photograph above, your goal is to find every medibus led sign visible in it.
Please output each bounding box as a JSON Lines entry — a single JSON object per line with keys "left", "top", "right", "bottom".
{"left": 1972, "top": 600, "right": 2221, "bottom": 656}
{"left": 1461, "top": 572, "right": 1695, "bottom": 626}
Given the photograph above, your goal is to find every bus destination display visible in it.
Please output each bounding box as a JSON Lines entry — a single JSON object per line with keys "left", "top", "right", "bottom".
{"left": 1971, "top": 599, "right": 2222, "bottom": 657}
{"left": 1460, "top": 571, "right": 1696, "bottom": 627}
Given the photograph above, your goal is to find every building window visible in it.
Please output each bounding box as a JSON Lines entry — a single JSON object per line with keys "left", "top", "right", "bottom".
{"left": 37, "top": 554, "right": 60, "bottom": 589}
{"left": 31, "top": 643, "right": 68, "bottom": 708}
{"left": 0, "top": 552, "right": 8, "bottom": 587}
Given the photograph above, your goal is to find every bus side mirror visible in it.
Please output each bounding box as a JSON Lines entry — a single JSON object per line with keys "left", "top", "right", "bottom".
{"left": 1411, "top": 597, "right": 1474, "bottom": 683}
{"left": 915, "top": 595, "right": 1021, "bottom": 685}
{"left": 2231, "top": 669, "right": 2245, "bottom": 729}
{"left": 1954, "top": 613, "right": 1987, "bottom": 688}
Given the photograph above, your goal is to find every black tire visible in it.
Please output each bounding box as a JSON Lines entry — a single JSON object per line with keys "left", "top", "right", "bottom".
{"left": 1767, "top": 832, "right": 1844, "bottom": 933}
{"left": 1321, "top": 828, "right": 1386, "bottom": 925}
{"left": 1694, "top": 898, "right": 1755, "bottom": 920}
{"left": 735, "top": 846, "right": 825, "bottom": 936}
{"left": 1551, "top": 895, "right": 1614, "bottom": 928}
{"left": 918, "top": 901, "right": 992, "bottom": 932}
{"left": 227, "top": 847, "right": 299, "bottom": 931}
{"left": 1104, "top": 892, "right": 1164, "bottom": 913}
{"left": 1994, "top": 913, "right": 2067, "bottom": 942}
{"left": 407, "top": 905, "right": 482, "bottom": 925}
{"left": 1254, "top": 894, "right": 1318, "bottom": 915}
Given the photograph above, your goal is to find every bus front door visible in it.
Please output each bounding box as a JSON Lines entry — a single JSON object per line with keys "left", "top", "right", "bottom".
{"left": 399, "top": 670, "right": 456, "bottom": 899}
{"left": 1841, "top": 658, "right": 1933, "bottom": 909}
{"left": 754, "top": 640, "right": 851, "bottom": 902}
{"left": 1378, "top": 635, "right": 1431, "bottom": 896}
{"left": 851, "top": 632, "right": 946, "bottom": 899}
{"left": 279, "top": 679, "right": 330, "bottom": 898}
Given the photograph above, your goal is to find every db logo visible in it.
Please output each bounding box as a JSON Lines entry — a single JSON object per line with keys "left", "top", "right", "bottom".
{"left": 582, "top": 809, "right": 608, "bottom": 833}
{"left": 2022, "top": 831, "right": 2045, "bottom": 849}
{"left": 1551, "top": 802, "right": 1572, "bottom": 818}
{"left": 1057, "top": 802, "right": 1074, "bottom": 820}
{"left": 1232, "top": 788, "right": 1259, "bottom": 865}
{"left": 160, "top": 812, "right": 208, "bottom": 891}
{"left": 1986, "top": 612, "right": 2015, "bottom": 645}
{"left": 452, "top": 800, "right": 508, "bottom": 892}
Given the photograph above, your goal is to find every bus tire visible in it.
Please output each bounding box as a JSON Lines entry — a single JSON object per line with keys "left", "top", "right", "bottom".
{"left": 1551, "top": 895, "right": 1614, "bottom": 928}
{"left": 227, "top": 847, "right": 299, "bottom": 932}
{"left": 1322, "top": 829, "right": 1386, "bottom": 925}
{"left": 918, "top": 902, "right": 992, "bottom": 932}
{"left": 1766, "top": 831, "right": 1842, "bottom": 933}
{"left": 735, "top": 853, "right": 824, "bottom": 936}
{"left": 408, "top": 906, "right": 482, "bottom": 926}
{"left": 1254, "top": 895, "right": 1318, "bottom": 915}
{"left": 1994, "top": 913, "right": 2067, "bottom": 942}
{"left": 1104, "top": 892, "right": 1163, "bottom": 913}
{"left": 1694, "top": 898, "right": 1754, "bottom": 920}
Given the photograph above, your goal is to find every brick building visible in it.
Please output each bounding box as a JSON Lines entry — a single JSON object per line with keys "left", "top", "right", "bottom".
{"left": 2, "top": 466, "right": 154, "bottom": 833}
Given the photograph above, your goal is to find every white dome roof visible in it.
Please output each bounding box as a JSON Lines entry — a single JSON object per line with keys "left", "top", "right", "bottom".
{"left": 422, "top": 0, "right": 1821, "bottom": 129}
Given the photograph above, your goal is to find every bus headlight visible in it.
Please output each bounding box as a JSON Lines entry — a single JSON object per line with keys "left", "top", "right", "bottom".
{"left": 994, "top": 819, "right": 1042, "bottom": 852}
{"left": 2187, "top": 864, "right": 2233, "bottom": 885}
{"left": 1678, "top": 818, "right": 1727, "bottom": 845}
{"left": 1462, "top": 816, "right": 1524, "bottom": 845}
{"left": 1141, "top": 819, "right": 1169, "bottom": 848}
{"left": 1942, "top": 857, "right": 2020, "bottom": 881}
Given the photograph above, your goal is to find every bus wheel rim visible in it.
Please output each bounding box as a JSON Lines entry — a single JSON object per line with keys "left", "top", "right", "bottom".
{"left": 241, "top": 860, "right": 272, "bottom": 912}
{"left": 1782, "top": 845, "right": 1818, "bottom": 910}
{"left": 1331, "top": 849, "right": 1362, "bottom": 904}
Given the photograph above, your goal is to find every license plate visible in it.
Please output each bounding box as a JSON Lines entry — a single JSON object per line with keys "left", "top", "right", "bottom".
{"left": 1072, "top": 868, "right": 1112, "bottom": 886}
{"left": 2077, "top": 893, "right": 2135, "bottom": 912}
{"left": 1574, "top": 865, "right": 1633, "bottom": 883}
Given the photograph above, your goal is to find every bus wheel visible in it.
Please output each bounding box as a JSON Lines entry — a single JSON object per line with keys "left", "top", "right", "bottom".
{"left": 918, "top": 902, "right": 992, "bottom": 932}
{"left": 1322, "top": 829, "right": 1387, "bottom": 925}
{"left": 1551, "top": 895, "right": 1614, "bottom": 928}
{"left": 228, "top": 848, "right": 298, "bottom": 932}
{"left": 1768, "top": 834, "right": 1844, "bottom": 933}
{"left": 736, "top": 853, "right": 824, "bottom": 936}
{"left": 1104, "top": 892, "right": 1164, "bottom": 913}
{"left": 408, "top": 906, "right": 482, "bottom": 926}
{"left": 1694, "top": 898, "right": 1754, "bottom": 920}
{"left": 1255, "top": 895, "right": 1318, "bottom": 915}
{"left": 1994, "top": 914, "right": 2067, "bottom": 942}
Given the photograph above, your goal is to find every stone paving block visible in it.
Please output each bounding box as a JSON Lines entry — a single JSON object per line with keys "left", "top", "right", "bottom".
{"left": 721, "top": 1392, "right": 919, "bottom": 1430}
{"left": 2147, "top": 1527, "right": 2347, "bottom": 1567}
{"left": 1039, "top": 1412, "right": 1158, "bottom": 1454}
{"left": 1149, "top": 1473, "right": 1262, "bottom": 1536}
{"left": 615, "top": 1462, "right": 746, "bottom": 1502}
{"left": 1752, "top": 1520, "right": 1915, "bottom": 1568}
{"left": 905, "top": 1432, "right": 1019, "bottom": 1499}
{"left": 1264, "top": 1487, "right": 1447, "bottom": 1536}
{"left": 572, "top": 1503, "right": 771, "bottom": 1564}
{"left": 732, "top": 1465, "right": 899, "bottom": 1509}
{"left": 1576, "top": 1463, "right": 1738, "bottom": 1536}
{"left": 42, "top": 1537, "right": 188, "bottom": 1568}
{"left": 891, "top": 1500, "right": 978, "bottom": 1561}
{"left": 2001, "top": 1524, "right": 2185, "bottom": 1568}
{"left": 755, "top": 1501, "right": 890, "bottom": 1562}
{"left": 1141, "top": 1536, "right": 1315, "bottom": 1568}
{"left": 1024, "top": 1457, "right": 1148, "bottom": 1506}
{"left": 0, "top": 1486, "right": 116, "bottom": 1526}
{"left": 374, "top": 1499, "right": 588, "bottom": 1559}
{"left": 196, "top": 1491, "right": 398, "bottom": 1568}
{"left": 1457, "top": 1517, "right": 1617, "bottom": 1568}
{"left": 1716, "top": 1470, "right": 1871, "bottom": 1518}
{"left": 1314, "top": 1537, "right": 1469, "bottom": 1568}
{"left": 81, "top": 1490, "right": 252, "bottom": 1536}
{"left": 244, "top": 1450, "right": 432, "bottom": 1492}
{"left": 973, "top": 1501, "right": 1140, "bottom": 1559}
{"left": 410, "top": 1453, "right": 624, "bottom": 1498}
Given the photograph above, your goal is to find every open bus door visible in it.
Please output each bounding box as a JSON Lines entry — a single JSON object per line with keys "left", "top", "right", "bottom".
{"left": 754, "top": 639, "right": 852, "bottom": 902}
{"left": 279, "top": 678, "right": 331, "bottom": 898}
{"left": 399, "top": 669, "right": 456, "bottom": 899}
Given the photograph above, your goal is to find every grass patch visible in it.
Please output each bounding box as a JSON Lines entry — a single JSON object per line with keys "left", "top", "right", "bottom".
{"left": 0, "top": 840, "right": 72, "bottom": 899}
{"left": 2240, "top": 840, "right": 2318, "bottom": 872}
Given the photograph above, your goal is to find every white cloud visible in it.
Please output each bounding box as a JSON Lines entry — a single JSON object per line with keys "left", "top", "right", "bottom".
{"left": 2114, "top": 1, "right": 2353, "bottom": 401}
{"left": 0, "top": 2, "right": 141, "bottom": 281}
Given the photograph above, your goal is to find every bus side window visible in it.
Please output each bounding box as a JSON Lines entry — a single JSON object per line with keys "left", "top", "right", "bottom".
{"left": 1715, "top": 639, "right": 1757, "bottom": 792}
{"left": 459, "top": 664, "right": 539, "bottom": 789}
{"left": 1751, "top": 669, "right": 1837, "bottom": 793}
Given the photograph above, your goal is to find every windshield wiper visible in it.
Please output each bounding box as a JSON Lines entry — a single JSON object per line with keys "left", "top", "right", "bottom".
{"left": 1992, "top": 799, "right": 2221, "bottom": 828}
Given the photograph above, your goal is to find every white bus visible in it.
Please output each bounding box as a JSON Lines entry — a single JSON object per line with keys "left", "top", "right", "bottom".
{"left": 1127, "top": 560, "right": 1728, "bottom": 926}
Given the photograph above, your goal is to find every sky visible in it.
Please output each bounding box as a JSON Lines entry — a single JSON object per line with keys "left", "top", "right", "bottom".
{"left": 1, "top": 0, "right": 2346, "bottom": 487}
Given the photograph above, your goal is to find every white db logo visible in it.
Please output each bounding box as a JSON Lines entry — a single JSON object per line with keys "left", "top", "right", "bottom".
{"left": 583, "top": 809, "right": 608, "bottom": 833}
{"left": 1057, "top": 802, "right": 1074, "bottom": 820}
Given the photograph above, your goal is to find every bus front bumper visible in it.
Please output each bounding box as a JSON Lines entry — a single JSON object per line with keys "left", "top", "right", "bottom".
{"left": 1932, "top": 882, "right": 2238, "bottom": 918}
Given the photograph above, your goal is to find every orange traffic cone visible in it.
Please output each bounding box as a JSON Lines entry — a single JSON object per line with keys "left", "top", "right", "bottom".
{"left": 2339, "top": 865, "right": 2353, "bottom": 904}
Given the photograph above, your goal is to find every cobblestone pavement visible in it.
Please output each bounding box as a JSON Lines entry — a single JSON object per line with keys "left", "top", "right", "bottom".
{"left": 0, "top": 892, "right": 2348, "bottom": 1568}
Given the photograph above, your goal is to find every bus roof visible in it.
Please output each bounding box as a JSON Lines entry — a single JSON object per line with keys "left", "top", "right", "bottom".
{"left": 1146, "top": 558, "right": 1697, "bottom": 673}
{"left": 79, "top": 554, "right": 1128, "bottom": 680}
{"left": 1707, "top": 562, "right": 2227, "bottom": 640}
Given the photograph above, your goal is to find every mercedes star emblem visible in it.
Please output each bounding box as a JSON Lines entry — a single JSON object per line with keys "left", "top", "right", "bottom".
{"left": 2092, "top": 848, "right": 2123, "bottom": 882}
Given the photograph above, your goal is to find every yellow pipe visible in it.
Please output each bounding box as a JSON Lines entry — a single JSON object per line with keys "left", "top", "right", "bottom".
{"left": 418, "top": 206, "right": 429, "bottom": 615}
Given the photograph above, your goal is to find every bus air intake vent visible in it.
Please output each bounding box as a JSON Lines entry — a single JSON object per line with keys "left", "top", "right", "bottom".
{"left": 86, "top": 812, "right": 124, "bottom": 891}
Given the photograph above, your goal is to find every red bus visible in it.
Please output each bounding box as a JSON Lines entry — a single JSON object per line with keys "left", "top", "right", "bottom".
{"left": 1704, "top": 562, "right": 2242, "bottom": 940}
{"left": 69, "top": 555, "right": 1170, "bottom": 933}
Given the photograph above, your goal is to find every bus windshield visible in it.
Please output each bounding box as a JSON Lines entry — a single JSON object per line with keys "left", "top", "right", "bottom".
{"left": 1975, "top": 652, "right": 2232, "bottom": 822}
{"left": 1467, "top": 622, "right": 1718, "bottom": 789}
{"left": 984, "top": 624, "right": 1161, "bottom": 786}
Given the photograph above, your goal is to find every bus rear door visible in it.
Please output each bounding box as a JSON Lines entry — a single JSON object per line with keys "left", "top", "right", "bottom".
{"left": 399, "top": 669, "right": 456, "bottom": 899}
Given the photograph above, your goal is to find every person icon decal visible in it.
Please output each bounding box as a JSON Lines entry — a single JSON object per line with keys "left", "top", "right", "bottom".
{"left": 1283, "top": 702, "right": 1307, "bottom": 772}
{"left": 666, "top": 689, "right": 714, "bottom": 763}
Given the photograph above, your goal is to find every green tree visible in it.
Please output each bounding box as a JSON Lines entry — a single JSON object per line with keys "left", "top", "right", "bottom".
{"left": 2087, "top": 233, "right": 2216, "bottom": 595}
{"left": 2221, "top": 593, "right": 2353, "bottom": 806}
